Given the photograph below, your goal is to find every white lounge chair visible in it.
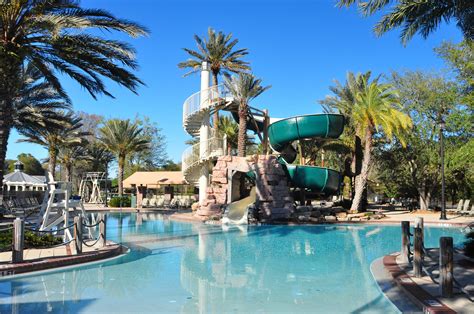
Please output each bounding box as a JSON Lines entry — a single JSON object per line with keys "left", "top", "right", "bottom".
{"left": 156, "top": 198, "right": 164, "bottom": 208}
{"left": 461, "top": 200, "right": 472, "bottom": 215}
{"left": 463, "top": 199, "right": 471, "bottom": 211}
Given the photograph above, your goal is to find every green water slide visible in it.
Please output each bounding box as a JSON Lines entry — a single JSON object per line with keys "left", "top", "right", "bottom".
{"left": 268, "top": 114, "right": 345, "bottom": 195}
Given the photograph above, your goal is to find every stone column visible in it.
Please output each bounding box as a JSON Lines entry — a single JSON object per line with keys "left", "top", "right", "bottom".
{"left": 199, "top": 61, "right": 210, "bottom": 205}
{"left": 136, "top": 185, "right": 146, "bottom": 208}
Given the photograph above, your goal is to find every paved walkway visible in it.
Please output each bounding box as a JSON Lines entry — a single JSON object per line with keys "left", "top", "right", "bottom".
{"left": 379, "top": 210, "right": 474, "bottom": 226}
{"left": 0, "top": 240, "right": 106, "bottom": 263}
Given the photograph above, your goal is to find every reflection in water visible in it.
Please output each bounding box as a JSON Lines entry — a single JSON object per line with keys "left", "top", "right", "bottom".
{"left": 0, "top": 214, "right": 466, "bottom": 313}
{"left": 179, "top": 225, "right": 465, "bottom": 313}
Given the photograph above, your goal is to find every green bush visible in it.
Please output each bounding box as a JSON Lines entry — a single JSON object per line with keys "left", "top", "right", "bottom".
{"left": 0, "top": 230, "right": 62, "bottom": 252}
{"left": 109, "top": 196, "right": 131, "bottom": 207}
{"left": 464, "top": 231, "right": 474, "bottom": 258}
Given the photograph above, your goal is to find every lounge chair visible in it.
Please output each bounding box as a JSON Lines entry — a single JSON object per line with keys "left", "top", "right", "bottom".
{"left": 463, "top": 199, "right": 471, "bottom": 211}
{"left": 461, "top": 200, "right": 472, "bottom": 215}
{"left": 453, "top": 199, "right": 464, "bottom": 213}
{"left": 182, "top": 196, "right": 192, "bottom": 208}
{"left": 169, "top": 198, "right": 177, "bottom": 208}
{"left": 156, "top": 198, "right": 164, "bottom": 208}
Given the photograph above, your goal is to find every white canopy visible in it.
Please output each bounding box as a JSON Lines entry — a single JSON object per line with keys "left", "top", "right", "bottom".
{"left": 2, "top": 161, "right": 46, "bottom": 191}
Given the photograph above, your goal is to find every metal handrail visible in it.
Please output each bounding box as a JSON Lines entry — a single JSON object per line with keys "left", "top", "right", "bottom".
{"left": 182, "top": 135, "right": 227, "bottom": 182}
{"left": 182, "top": 84, "right": 233, "bottom": 130}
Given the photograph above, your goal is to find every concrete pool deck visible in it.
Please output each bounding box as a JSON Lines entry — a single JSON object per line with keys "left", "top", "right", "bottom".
{"left": 377, "top": 251, "right": 474, "bottom": 313}
{"left": 0, "top": 241, "right": 123, "bottom": 277}
{"left": 377, "top": 210, "right": 474, "bottom": 226}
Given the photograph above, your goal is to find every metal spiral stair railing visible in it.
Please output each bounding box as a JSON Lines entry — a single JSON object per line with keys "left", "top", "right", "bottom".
{"left": 182, "top": 132, "right": 227, "bottom": 185}
{"left": 183, "top": 84, "right": 234, "bottom": 136}
{"left": 182, "top": 84, "right": 233, "bottom": 185}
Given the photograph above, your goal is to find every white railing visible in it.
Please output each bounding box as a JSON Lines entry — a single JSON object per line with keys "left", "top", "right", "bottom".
{"left": 182, "top": 134, "right": 227, "bottom": 182}
{"left": 182, "top": 84, "right": 233, "bottom": 129}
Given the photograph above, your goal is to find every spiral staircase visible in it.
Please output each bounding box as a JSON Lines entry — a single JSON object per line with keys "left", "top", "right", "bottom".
{"left": 182, "top": 84, "right": 234, "bottom": 185}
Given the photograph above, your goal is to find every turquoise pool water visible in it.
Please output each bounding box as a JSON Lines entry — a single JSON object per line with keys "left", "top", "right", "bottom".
{"left": 0, "top": 213, "right": 467, "bottom": 313}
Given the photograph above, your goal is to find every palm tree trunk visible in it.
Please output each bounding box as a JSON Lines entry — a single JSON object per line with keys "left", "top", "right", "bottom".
{"left": 0, "top": 56, "right": 21, "bottom": 192}
{"left": 48, "top": 147, "right": 57, "bottom": 178}
{"left": 118, "top": 156, "right": 125, "bottom": 196}
{"left": 321, "top": 148, "right": 325, "bottom": 167}
{"left": 237, "top": 102, "right": 248, "bottom": 157}
{"left": 65, "top": 164, "right": 72, "bottom": 182}
{"left": 0, "top": 107, "right": 12, "bottom": 192}
{"left": 350, "top": 129, "right": 372, "bottom": 213}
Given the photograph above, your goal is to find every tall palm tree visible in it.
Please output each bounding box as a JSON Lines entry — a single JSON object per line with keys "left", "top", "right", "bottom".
{"left": 224, "top": 73, "right": 270, "bottom": 157}
{"left": 99, "top": 119, "right": 150, "bottom": 196}
{"left": 324, "top": 73, "right": 412, "bottom": 212}
{"left": 18, "top": 112, "right": 89, "bottom": 178}
{"left": 338, "top": 0, "right": 474, "bottom": 44}
{"left": 178, "top": 27, "right": 251, "bottom": 129}
{"left": 320, "top": 72, "right": 373, "bottom": 198}
{"left": 0, "top": 0, "right": 148, "bottom": 191}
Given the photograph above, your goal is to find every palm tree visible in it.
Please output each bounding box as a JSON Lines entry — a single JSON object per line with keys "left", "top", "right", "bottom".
{"left": 337, "top": 0, "right": 473, "bottom": 44}
{"left": 320, "top": 72, "right": 372, "bottom": 198}
{"left": 0, "top": 0, "right": 148, "bottom": 191}
{"left": 58, "top": 145, "right": 90, "bottom": 182}
{"left": 218, "top": 115, "right": 239, "bottom": 155}
{"left": 99, "top": 119, "right": 150, "bottom": 196}
{"left": 14, "top": 63, "right": 71, "bottom": 133}
{"left": 224, "top": 73, "right": 271, "bottom": 157}
{"left": 178, "top": 27, "right": 251, "bottom": 129}
{"left": 323, "top": 73, "right": 412, "bottom": 212}
{"left": 18, "top": 112, "right": 89, "bottom": 178}
{"left": 87, "top": 143, "right": 115, "bottom": 172}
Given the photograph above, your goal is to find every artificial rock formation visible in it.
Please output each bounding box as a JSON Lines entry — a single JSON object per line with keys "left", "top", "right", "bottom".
{"left": 196, "top": 155, "right": 295, "bottom": 221}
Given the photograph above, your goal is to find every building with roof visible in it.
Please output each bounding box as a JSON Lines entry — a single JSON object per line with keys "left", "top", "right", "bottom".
{"left": 3, "top": 161, "right": 47, "bottom": 191}
{"left": 123, "top": 171, "right": 194, "bottom": 208}
{"left": 123, "top": 171, "right": 188, "bottom": 189}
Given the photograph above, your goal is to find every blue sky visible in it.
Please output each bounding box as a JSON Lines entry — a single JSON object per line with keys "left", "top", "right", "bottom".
{"left": 8, "top": 0, "right": 463, "bottom": 163}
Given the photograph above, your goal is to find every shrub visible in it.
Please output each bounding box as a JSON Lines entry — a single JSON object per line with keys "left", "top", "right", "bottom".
{"left": 0, "top": 230, "right": 62, "bottom": 252}
{"left": 464, "top": 231, "right": 474, "bottom": 258}
{"left": 109, "top": 196, "right": 131, "bottom": 207}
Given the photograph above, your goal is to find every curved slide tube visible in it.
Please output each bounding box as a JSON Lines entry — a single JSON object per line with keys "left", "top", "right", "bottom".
{"left": 268, "top": 114, "right": 345, "bottom": 195}
{"left": 222, "top": 187, "right": 256, "bottom": 225}
{"left": 223, "top": 113, "right": 344, "bottom": 224}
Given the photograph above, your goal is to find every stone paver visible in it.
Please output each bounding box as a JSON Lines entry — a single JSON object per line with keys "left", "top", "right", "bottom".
{"left": 25, "top": 249, "right": 41, "bottom": 260}
{"left": 53, "top": 247, "right": 68, "bottom": 257}
{"left": 39, "top": 249, "right": 54, "bottom": 258}
{"left": 0, "top": 252, "right": 12, "bottom": 263}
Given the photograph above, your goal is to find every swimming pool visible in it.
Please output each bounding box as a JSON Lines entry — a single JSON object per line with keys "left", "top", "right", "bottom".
{"left": 0, "top": 213, "right": 467, "bottom": 313}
